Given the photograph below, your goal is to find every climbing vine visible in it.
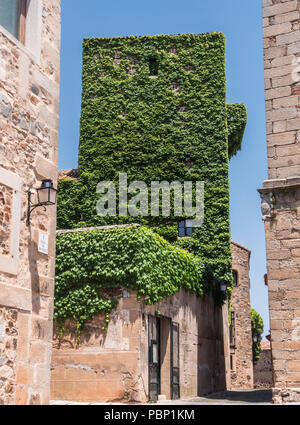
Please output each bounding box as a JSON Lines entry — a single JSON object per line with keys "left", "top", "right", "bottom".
{"left": 251, "top": 308, "right": 264, "bottom": 363}
{"left": 54, "top": 226, "right": 207, "bottom": 334}
{"left": 55, "top": 33, "right": 246, "bottom": 331}
{"left": 227, "top": 103, "right": 247, "bottom": 158}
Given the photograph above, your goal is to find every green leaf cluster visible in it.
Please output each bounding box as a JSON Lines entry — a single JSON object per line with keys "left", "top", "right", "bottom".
{"left": 251, "top": 308, "right": 264, "bottom": 363}
{"left": 227, "top": 103, "right": 247, "bottom": 158}
{"left": 56, "top": 33, "right": 247, "bottom": 330}
{"left": 54, "top": 226, "right": 206, "bottom": 332}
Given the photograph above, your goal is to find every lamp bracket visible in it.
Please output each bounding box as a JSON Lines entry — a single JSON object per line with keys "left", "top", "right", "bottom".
{"left": 26, "top": 190, "right": 47, "bottom": 226}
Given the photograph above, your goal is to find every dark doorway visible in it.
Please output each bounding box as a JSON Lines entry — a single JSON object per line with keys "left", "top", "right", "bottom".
{"left": 171, "top": 321, "right": 180, "bottom": 400}
{"left": 148, "top": 315, "right": 160, "bottom": 402}
{"left": 148, "top": 315, "right": 180, "bottom": 402}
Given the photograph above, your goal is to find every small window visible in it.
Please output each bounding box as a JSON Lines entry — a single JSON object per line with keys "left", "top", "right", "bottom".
{"left": 232, "top": 270, "right": 238, "bottom": 287}
{"left": 149, "top": 57, "right": 159, "bottom": 76}
{"left": 230, "top": 311, "right": 236, "bottom": 347}
{"left": 230, "top": 355, "right": 233, "bottom": 371}
{"left": 0, "top": 0, "right": 26, "bottom": 43}
{"left": 178, "top": 220, "right": 193, "bottom": 237}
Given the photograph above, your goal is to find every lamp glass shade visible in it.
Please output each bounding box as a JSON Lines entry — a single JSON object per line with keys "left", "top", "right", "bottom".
{"left": 37, "top": 180, "right": 57, "bottom": 205}
{"left": 220, "top": 282, "right": 227, "bottom": 292}
{"left": 49, "top": 187, "right": 57, "bottom": 204}
{"left": 37, "top": 187, "right": 49, "bottom": 204}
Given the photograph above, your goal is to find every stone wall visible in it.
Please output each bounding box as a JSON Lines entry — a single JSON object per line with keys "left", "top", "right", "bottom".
{"left": 254, "top": 342, "right": 273, "bottom": 389}
{"left": 230, "top": 241, "right": 254, "bottom": 389}
{"left": 261, "top": 0, "right": 300, "bottom": 404}
{"left": 0, "top": 0, "right": 61, "bottom": 404}
{"left": 0, "top": 183, "right": 12, "bottom": 256}
{"left": 143, "top": 290, "right": 228, "bottom": 399}
{"left": 0, "top": 307, "right": 18, "bottom": 405}
{"left": 50, "top": 289, "right": 228, "bottom": 403}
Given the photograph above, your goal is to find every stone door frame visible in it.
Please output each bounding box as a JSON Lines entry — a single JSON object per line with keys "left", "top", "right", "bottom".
{"left": 0, "top": 166, "right": 21, "bottom": 275}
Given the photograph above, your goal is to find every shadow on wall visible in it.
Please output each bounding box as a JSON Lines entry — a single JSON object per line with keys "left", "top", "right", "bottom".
{"left": 203, "top": 390, "right": 272, "bottom": 403}
{"left": 146, "top": 289, "right": 228, "bottom": 397}
{"left": 28, "top": 231, "right": 41, "bottom": 315}
{"left": 197, "top": 296, "right": 226, "bottom": 395}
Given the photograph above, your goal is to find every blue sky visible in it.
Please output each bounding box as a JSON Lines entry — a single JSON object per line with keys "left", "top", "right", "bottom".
{"left": 58, "top": 0, "right": 269, "bottom": 338}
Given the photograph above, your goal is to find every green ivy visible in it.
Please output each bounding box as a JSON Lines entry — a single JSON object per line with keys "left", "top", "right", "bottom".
{"left": 151, "top": 225, "right": 179, "bottom": 243}
{"left": 227, "top": 103, "right": 247, "bottom": 158}
{"left": 54, "top": 226, "right": 207, "bottom": 333}
{"left": 251, "top": 308, "right": 264, "bottom": 363}
{"left": 56, "top": 33, "right": 246, "bottom": 331}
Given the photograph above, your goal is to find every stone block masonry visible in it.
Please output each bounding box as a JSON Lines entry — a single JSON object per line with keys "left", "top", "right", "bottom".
{"left": 230, "top": 242, "right": 254, "bottom": 389}
{"left": 51, "top": 289, "right": 228, "bottom": 403}
{"left": 254, "top": 342, "right": 273, "bottom": 389}
{"left": 0, "top": 0, "right": 61, "bottom": 405}
{"left": 261, "top": 0, "right": 300, "bottom": 404}
{"left": 0, "top": 307, "right": 18, "bottom": 405}
{"left": 0, "top": 184, "right": 12, "bottom": 256}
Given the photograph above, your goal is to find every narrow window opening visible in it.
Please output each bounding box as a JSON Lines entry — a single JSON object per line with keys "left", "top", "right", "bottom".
{"left": 232, "top": 270, "right": 238, "bottom": 286}
{"left": 149, "top": 57, "right": 159, "bottom": 76}
{"left": 230, "top": 311, "right": 236, "bottom": 347}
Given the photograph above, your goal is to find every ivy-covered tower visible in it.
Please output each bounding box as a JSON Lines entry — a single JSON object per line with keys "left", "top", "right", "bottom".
{"left": 53, "top": 34, "right": 247, "bottom": 402}
{"left": 58, "top": 33, "right": 246, "bottom": 294}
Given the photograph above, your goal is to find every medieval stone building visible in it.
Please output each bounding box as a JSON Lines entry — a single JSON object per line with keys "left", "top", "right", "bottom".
{"left": 0, "top": 0, "right": 61, "bottom": 405}
{"left": 50, "top": 180, "right": 254, "bottom": 404}
{"left": 50, "top": 230, "right": 253, "bottom": 403}
{"left": 230, "top": 241, "right": 254, "bottom": 389}
{"left": 260, "top": 0, "right": 300, "bottom": 404}
{"left": 50, "top": 225, "right": 230, "bottom": 403}
{"left": 50, "top": 32, "right": 250, "bottom": 403}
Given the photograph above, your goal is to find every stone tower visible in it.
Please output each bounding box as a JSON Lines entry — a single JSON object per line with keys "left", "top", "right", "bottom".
{"left": 0, "top": 0, "right": 61, "bottom": 404}
{"left": 260, "top": 0, "right": 300, "bottom": 404}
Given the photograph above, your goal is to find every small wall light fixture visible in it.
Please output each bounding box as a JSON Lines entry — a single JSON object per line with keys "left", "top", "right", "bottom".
{"left": 26, "top": 179, "right": 57, "bottom": 226}
{"left": 219, "top": 280, "right": 228, "bottom": 293}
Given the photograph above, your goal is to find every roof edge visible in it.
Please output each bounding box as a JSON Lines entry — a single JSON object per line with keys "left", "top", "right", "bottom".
{"left": 231, "top": 240, "right": 251, "bottom": 254}
{"left": 82, "top": 32, "right": 225, "bottom": 42}
{"left": 56, "top": 223, "right": 140, "bottom": 234}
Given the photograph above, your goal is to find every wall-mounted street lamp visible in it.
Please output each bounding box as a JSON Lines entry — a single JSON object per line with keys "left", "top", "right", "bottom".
{"left": 26, "top": 179, "right": 57, "bottom": 226}
{"left": 219, "top": 281, "right": 228, "bottom": 293}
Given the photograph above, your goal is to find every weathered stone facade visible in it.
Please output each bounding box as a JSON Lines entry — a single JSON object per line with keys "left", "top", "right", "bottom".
{"left": 0, "top": 0, "right": 61, "bottom": 404}
{"left": 230, "top": 241, "right": 254, "bottom": 389}
{"left": 51, "top": 288, "right": 229, "bottom": 403}
{"left": 260, "top": 0, "right": 300, "bottom": 404}
{"left": 0, "top": 183, "right": 13, "bottom": 256}
{"left": 0, "top": 307, "right": 18, "bottom": 405}
{"left": 254, "top": 341, "right": 273, "bottom": 389}
{"left": 50, "top": 225, "right": 231, "bottom": 402}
